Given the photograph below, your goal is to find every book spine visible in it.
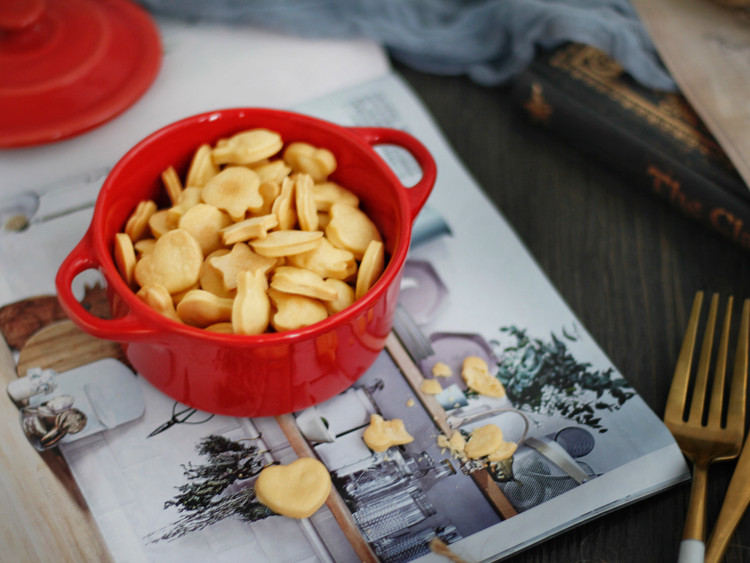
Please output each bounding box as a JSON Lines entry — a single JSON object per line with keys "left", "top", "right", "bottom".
{"left": 511, "top": 70, "right": 750, "bottom": 252}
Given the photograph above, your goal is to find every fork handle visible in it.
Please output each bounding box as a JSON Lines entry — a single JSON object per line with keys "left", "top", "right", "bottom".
{"left": 684, "top": 464, "right": 709, "bottom": 539}
{"left": 679, "top": 463, "right": 709, "bottom": 562}
{"left": 678, "top": 540, "right": 705, "bottom": 563}
{"left": 705, "top": 440, "right": 750, "bottom": 563}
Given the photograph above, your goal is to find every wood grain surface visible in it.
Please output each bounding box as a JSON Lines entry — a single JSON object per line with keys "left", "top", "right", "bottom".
{"left": 392, "top": 61, "right": 750, "bottom": 563}
{"left": 16, "top": 320, "right": 125, "bottom": 377}
{"left": 0, "top": 334, "right": 112, "bottom": 562}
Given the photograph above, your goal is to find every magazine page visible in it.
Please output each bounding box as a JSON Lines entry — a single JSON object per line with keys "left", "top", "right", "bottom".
{"left": 294, "top": 73, "right": 691, "bottom": 562}
{"left": 0, "top": 73, "right": 689, "bottom": 563}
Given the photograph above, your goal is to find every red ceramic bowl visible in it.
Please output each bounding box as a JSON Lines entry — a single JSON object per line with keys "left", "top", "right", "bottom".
{"left": 55, "top": 108, "right": 436, "bottom": 417}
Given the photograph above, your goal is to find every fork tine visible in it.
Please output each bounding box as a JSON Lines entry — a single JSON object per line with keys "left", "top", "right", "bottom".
{"left": 703, "top": 299, "right": 750, "bottom": 563}
{"left": 689, "top": 293, "right": 719, "bottom": 423}
{"left": 707, "top": 296, "right": 732, "bottom": 428}
{"left": 665, "top": 291, "right": 704, "bottom": 424}
{"left": 725, "top": 299, "right": 750, "bottom": 431}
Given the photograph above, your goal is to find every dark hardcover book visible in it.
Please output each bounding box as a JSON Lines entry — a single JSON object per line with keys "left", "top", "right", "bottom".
{"left": 512, "top": 43, "right": 750, "bottom": 251}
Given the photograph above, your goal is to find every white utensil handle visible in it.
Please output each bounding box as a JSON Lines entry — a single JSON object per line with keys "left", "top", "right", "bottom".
{"left": 678, "top": 539, "right": 705, "bottom": 563}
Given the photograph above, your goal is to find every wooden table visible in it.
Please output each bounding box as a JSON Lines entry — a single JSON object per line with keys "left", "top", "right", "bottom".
{"left": 393, "top": 60, "right": 750, "bottom": 563}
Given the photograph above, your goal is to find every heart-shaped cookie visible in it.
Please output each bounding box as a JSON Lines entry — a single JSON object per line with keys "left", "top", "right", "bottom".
{"left": 254, "top": 457, "right": 331, "bottom": 519}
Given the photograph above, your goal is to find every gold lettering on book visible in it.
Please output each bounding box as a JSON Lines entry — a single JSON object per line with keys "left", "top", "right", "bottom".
{"left": 709, "top": 208, "right": 750, "bottom": 247}
{"left": 647, "top": 165, "right": 702, "bottom": 219}
{"left": 551, "top": 43, "right": 729, "bottom": 163}
{"left": 646, "top": 164, "right": 750, "bottom": 250}
{"left": 523, "top": 83, "right": 553, "bottom": 124}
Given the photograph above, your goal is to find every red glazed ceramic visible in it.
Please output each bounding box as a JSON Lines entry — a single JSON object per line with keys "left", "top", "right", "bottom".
{"left": 0, "top": 0, "right": 161, "bottom": 147}
{"left": 56, "top": 108, "right": 436, "bottom": 417}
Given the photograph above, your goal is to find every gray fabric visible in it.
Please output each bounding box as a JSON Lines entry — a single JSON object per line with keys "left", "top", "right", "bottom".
{"left": 136, "top": 0, "right": 676, "bottom": 92}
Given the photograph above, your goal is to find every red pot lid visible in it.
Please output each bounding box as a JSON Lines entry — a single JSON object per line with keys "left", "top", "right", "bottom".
{"left": 0, "top": 0, "right": 161, "bottom": 148}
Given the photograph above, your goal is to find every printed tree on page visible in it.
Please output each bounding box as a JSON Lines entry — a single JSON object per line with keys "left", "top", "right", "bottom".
{"left": 147, "top": 434, "right": 272, "bottom": 542}
{"left": 493, "top": 326, "right": 635, "bottom": 432}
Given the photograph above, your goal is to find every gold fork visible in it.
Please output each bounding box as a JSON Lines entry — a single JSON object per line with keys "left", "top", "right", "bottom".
{"left": 664, "top": 292, "right": 749, "bottom": 563}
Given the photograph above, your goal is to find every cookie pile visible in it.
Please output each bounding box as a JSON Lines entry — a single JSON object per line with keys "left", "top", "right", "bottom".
{"left": 113, "top": 128, "right": 385, "bottom": 334}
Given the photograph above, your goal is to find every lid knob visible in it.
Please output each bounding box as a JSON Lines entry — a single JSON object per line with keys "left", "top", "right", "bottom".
{"left": 0, "top": 0, "right": 44, "bottom": 31}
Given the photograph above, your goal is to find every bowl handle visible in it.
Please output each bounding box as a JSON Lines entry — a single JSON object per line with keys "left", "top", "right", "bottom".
{"left": 55, "top": 234, "right": 156, "bottom": 342}
{"left": 348, "top": 127, "right": 437, "bottom": 221}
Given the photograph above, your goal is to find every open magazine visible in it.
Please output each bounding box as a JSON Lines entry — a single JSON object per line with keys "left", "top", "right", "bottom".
{"left": 0, "top": 17, "right": 688, "bottom": 563}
